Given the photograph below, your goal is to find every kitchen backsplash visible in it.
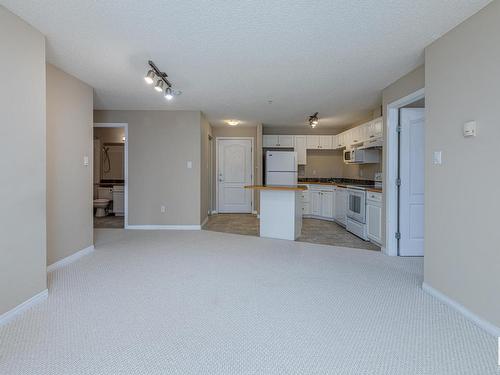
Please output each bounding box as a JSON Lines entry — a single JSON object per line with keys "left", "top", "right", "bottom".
{"left": 298, "top": 149, "right": 381, "bottom": 180}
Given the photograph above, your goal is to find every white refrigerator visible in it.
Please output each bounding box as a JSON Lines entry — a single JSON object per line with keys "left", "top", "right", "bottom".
{"left": 265, "top": 151, "right": 298, "bottom": 185}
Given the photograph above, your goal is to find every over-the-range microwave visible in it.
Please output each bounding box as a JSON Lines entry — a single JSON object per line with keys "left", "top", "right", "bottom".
{"left": 343, "top": 149, "right": 380, "bottom": 164}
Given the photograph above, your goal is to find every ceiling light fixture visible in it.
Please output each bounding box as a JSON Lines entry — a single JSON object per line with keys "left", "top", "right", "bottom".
{"left": 227, "top": 120, "right": 240, "bottom": 126}
{"left": 144, "top": 69, "right": 155, "bottom": 84}
{"left": 165, "top": 87, "right": 173, "bottom": 101}
{"left": 144, "top": 60, "right": 181, "bottom": 100}
{"left": 154, "top": 79, "right": 164, "bottom": 92}
{"left": 309, "top": 112, "right": 319, "bottom": 128}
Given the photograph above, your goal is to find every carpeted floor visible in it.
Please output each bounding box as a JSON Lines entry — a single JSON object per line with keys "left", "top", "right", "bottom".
{"left": 0, "top": 229, "right": 497, "bottom": 374}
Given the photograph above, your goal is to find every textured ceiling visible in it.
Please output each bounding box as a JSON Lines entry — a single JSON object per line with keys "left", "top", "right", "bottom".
{"left": 1, "top": 0, "right": 491, "bottom": 127}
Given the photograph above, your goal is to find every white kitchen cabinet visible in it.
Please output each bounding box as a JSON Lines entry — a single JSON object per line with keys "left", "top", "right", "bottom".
{"left": 367, "top": 191, "right": 382, "bottom": 245}
{"left": 319, "top": 136, "right": 333, "bottom": 149}
{"left": 311, "top": 190, "right": 322, "bottom": 216}
{"left": 367, "top": 117, "right": 383, "bottom": 139}
{"left": 307, "top": 185, "right": 335, "bottom": 220}
{"left": 294, "top": 135, "right": 307, "bottom": 165}
{"left": 334, "top": 187, "right": 347, "bottom": 227}
{"left": 349, "top": 127, "right": 362, "bottom": 146}
{"left": 320, "top": 191, "right": 334, "bottom": 218}
{"left": 263, "top": 135, "right": 294, "bottom": 148}
{"left": 306, "top": 135, "right": 332, "bottom": 150}
{"left": 302, "top": 189, "right": 310, "bottom": 215}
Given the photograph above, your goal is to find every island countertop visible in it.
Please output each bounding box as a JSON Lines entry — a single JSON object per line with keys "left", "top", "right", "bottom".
{"left": 245, "top": 185, "right": 308, "bottom": 191}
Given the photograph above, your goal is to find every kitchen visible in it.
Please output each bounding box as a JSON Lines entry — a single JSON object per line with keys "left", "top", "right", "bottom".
{"left": 260, "top": 116, "right": 383, "bottom": 248}
{"left": 207, "top": 115, "right": 383, "bottom": 251}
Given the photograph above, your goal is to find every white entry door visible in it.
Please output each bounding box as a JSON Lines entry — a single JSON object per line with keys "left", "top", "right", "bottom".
{"left": 399, "top": 108, "right": 425, "bottom": 256}
{"left": 217, "top": 139, "right": 253, "bottom": 213}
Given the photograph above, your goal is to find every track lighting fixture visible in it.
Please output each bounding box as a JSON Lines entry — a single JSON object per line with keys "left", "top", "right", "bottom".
{"left": 165, "top": 87, "right": 173, "bottom": 101}
{"left": 144, "top": 70, "right": 155, "bottom": 84}
{"left": 143, "top": 60, "right": 181, "bottom": 101}
{"left": 309, "top": 112, "right": 319, "bottom": 128}
{"left": 154, "top": 79, "right": 164, "bottom": 92}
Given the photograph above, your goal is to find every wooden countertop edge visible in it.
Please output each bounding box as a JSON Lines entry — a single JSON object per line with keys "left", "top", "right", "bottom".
{"left": 244, "top": 185, "right": 308, "bottom": 191}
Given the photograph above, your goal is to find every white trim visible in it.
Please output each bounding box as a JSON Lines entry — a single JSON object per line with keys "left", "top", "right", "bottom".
{"left": 211, "top": 210, "right": 218, "bottom": 215}
{"left": 422, "top": 282, "right": 500, "bottom": 337}
{"left": 0, "top": 289, "right": 48, "bottom": 327}
{"left": 252, "top": 210, "right": 258, "bottom": 215}
{"left": 215, "top": 137, "right": 255, "bottom": 213}
{"left": 126, "top": 225, "right": 201, "bottom": 230}
{"left": 47, "top": 245, "right": 95, "bottom": 273}
{"left": 93, "top": 123, "right": 129, "bottom": 228}
{"left": 201, "top": 216, "right": 209, "bottom": 228}
{"left": 385, "top": 88, "right": 425, "bottom": 256}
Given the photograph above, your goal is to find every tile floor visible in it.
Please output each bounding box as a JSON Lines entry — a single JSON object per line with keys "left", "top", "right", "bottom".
{"left": 203, "top": 214, "right": 380, "bottom": 251}
{"left": 93, "top": 215, "right": 124, "bottom": 229}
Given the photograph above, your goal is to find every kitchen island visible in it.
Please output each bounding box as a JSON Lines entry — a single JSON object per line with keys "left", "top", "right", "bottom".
{"left": 245, "top": 185, "right": 307, "bottom": 241}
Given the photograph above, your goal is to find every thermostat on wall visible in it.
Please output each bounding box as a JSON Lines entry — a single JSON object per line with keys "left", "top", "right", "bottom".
{"left": 463, "top": 121, "right": 477, "bottom": 137}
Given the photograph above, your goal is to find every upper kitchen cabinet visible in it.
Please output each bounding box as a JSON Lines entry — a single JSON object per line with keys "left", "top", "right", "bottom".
{"left": 306, "top": 135, "right": 333, "bottom": 149}
{"left": 367, "top": 117, "right": 383, "bottom": 139}
{"left": 294, "top": 135, "right": 307, "bottom": 165}
{"left": 263, "top": 135, "right": 294, "bottom": 148}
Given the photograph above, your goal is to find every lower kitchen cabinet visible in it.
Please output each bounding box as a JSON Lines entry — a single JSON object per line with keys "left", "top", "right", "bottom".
{"left": 366, "top": 191, "right": 382, "bottom": 245}
{"left": 334, "top": 187, "right": 347, "bottom": 227}
{"left": 306, "top": 185, "right": 335, "bottom": 220}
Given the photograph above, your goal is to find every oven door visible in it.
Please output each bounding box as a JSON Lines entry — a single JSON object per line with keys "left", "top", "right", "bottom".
{"left": 347, "top": 189, "right": 366, "bottom": 223}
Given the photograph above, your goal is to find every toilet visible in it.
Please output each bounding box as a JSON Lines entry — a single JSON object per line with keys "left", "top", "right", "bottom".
{"left": 93, "top": 187, "right": 113, "bottom": 217}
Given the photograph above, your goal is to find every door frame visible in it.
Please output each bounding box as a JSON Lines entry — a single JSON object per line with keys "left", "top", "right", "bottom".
{"left": 215, "top": 137, "right": 254, "bottom": 214}
{"left": 385, "top": 88, "right": 424, "bottom": 256}
{"left": 93, "top": 122, "right": 129, "bottom": 228}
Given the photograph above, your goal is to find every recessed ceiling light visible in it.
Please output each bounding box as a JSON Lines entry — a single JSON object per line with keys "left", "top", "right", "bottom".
{"left": 227, "top": 120, "right": 240, "bottom": 126}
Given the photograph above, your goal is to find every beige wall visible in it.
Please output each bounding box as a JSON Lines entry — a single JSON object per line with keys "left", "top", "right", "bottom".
{"left": 93, "top": 127, "right": 125, "bottom": 143}
{"left": 94, "top": 110, "right": 203, "bottom": 225}
{"left": 200, "top": 114, "right": 212, "bottom": 222}
{"left": 381, "top": 66, "right": 425, "bottom": 245}
{"left": 46, "top": 64, "right": 94, "bottom": 266}
{"left": 0, "top": 6, "right": 47, "bottom": 315}
{"left": 300, "top": 150, "right": 380, "bottom": 180}
{"left": 424, "top": 0, "right": 500, "bottom": 328}
{"left": 211, "top": 126, "right": 261, "bottom": 212}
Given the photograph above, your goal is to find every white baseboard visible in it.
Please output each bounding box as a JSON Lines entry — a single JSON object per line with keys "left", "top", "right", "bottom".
{"left": 252, "top": 210, "right": 258, "bottom": 215}
{"left": 126, "top": 224, "right": 201, "bottom": 230}
{"left": 201, "top": 216, "right": 209, "bottom": 227}
{"left": 0, "top": 289, "right": 48, "bottom": 327}
{"left": 211, "top": 210, "right": 218, "bottom": 215}
{"left": 422, "top": 282, "right": 500, "bottom": 337}
{"left": 47, "top": 245, "right": 95, "bottom": 273}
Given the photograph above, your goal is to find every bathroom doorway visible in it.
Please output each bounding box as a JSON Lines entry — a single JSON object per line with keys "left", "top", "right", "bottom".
{"left": 93, "top": 123, "right": 128, "bottom": 228}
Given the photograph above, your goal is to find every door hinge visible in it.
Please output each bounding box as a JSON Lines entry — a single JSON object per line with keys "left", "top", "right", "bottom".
{"left": 396, "top": 178, "right": 401, "bottom": 187}
{"left": 395, "top": 232, "right": 401, "bottom": 240}
{"left": 396, "top": 125, "right": 402, "bottom": 133}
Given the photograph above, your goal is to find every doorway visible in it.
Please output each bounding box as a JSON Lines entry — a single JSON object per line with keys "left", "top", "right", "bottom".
{"left": 216, "top": 138, "right": 253, "bottom": 213}
{"left": 386, "top": 90, "right": 425, "bottom": 256}
{"left": 93, "top": 123, "right": 128, "bottom": 228}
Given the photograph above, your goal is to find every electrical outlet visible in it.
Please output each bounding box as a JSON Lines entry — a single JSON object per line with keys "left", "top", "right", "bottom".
{"left": 160, "top": 206, "right": 166, "bottom": 213}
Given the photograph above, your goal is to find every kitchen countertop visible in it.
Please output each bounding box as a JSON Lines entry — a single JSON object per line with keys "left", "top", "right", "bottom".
{"left": 298, "top": 181, "right": 382, "bottom": 193}
{"left": 245, "top": 185, "right": 308, "bottom": 191}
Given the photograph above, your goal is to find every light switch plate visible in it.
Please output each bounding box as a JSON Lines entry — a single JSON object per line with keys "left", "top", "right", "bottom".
{"left": 463, "top": 121, "right": 477, "bottom": 137}
{"left": 187, "top": 161, "right": 193, "bottom": 169}
{"left": 433, "top": 151, "right": 442, "bottom": 165}
{"left": 83, "top": 156, "right": 89, "bottom": 166}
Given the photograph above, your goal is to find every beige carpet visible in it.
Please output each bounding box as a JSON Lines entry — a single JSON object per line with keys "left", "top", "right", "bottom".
{"left": 0, "top": 229, "right": 497, "bottom": 374}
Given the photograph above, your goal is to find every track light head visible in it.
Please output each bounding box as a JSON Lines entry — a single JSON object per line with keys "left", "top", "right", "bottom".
{"left": 309, "top": 112, "right": 319, "bottom": 128}
{"left": 165, "top": 87, "right": 173, "bottom": 101}
{"left": 144, "top": 70, "right": 155, "bottom": 84}
{"left": 154, "top": 80, "right": 164, "bottom": 92}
